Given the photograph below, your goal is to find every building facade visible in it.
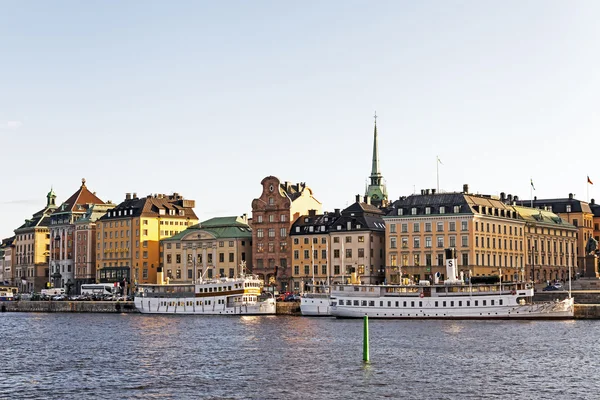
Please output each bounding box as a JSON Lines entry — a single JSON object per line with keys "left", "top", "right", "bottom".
{"left": 524, "top": 194, "right": 592, "bottom": 276}
{"left": 384, "top": 186, "right": 527, "bottom": 284}
{"left": 290, "top": 209, "right": 337, "bottom": 292}
{"left": 73, "top": 203, "right": 115, "bottom": 293}
{"left": 251, "top": 176, "right": 322, "bottom": 293}
{"left": 96, "top": 192, "right": 198, "bottom": 289}
{"left": 14, "top": 189, "right": 57, "bottom": 292}
{"left": 0, "top": 237, "right": 15, "bottom": 286}
{"left": 49, "top": 179, "right": 106, "bottom": 293}
{"left": 514, "top": 206, "right": 577, "bottom": 283}
{"left": 161, "top": 215, "right": 252, "bottom": 283}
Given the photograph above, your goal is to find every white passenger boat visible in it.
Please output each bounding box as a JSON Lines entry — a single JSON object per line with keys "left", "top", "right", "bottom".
{"left": 300, "top": 285, "right": 332, "bottom": 317}
{"left": 134, "top": 269, "right": 276, "bottom": 315}
{"left": 330, "top": 249, "right": 574, "bottom": 320}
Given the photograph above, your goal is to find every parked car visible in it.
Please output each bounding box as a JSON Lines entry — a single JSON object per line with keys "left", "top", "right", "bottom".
{"left": 553, "top": 283, "right": 563, "bottom": 289}
{"left": 543, "top": 285, "right": 559, "bottom": 291}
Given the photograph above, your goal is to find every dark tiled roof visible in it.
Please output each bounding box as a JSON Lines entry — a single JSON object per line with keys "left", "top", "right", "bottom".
{"left": 521, "top": 197, "right": 592, "bottom": 214}
{"left": 290, "top": 211, "right": 340, "bottom": 236}
{"left": 342, "top": 201, "right": 385, "bottom": 216}
{"left": 99, "top": 194, "right": 198, "bottom": 221}
{"left": 15, "top": 204, "right": 57, "bottom": 231}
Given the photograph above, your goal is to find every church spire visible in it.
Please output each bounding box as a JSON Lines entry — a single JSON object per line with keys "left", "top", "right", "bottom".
{"left": 371, "top": 112, "right": 381, "bottom": 178}
{"left": 365, "top": 112, "right": 388, "bottom": 207}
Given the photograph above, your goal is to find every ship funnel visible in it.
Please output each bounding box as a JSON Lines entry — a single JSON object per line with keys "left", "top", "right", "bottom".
{"left": 157, "top": 266, "right": 165, "bottom": 285}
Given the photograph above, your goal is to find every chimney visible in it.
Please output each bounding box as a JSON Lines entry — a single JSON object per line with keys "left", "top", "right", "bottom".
{"left": 500, "top": 192, "right": 505, "bottom": 201}
{"left": 431, "top": 189, "right": 436, "bottom": 195}
{"left": 334, "top": 208, "right": 340, "bottom": 216}
{"left": 356, "top": 194, "right": 361, "bottom": 203}
{"left": 309, "top": 209, "right": 317, "bottom": 216}
{"left": 514, "top": 195, "right": 519, "bottom": 202}
{"left": 133, "top": 193, "right": 138, "bottom": 199}
{"left": 463, "top": 184, "right": 469, "bottom": 194}
{"left": 421, "top": 189, "right": 425, "bottom": 195}
{"left": 569, "top": 193, "right": 574, "bottom": 200}
{"left": 126, "top": 193, "right": 131, "bottom": 200}
{"left": 592, "top": 199, "right": 596, "bottom": 205}
{"left": 366, "top": 196, "right": 371, "bottom": 205}
{"left": 507, "top": 194, "right": 513, "bottom": 203}
{"left": 534, "top": 196, "right": 537, "bottom": 201}
{"left": 425, "top": 189, "right": 430, "bottom": 195}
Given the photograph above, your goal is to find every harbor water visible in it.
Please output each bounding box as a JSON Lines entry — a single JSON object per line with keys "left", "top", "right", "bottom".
{"left": 2, "top": 313, "right": 599, "bottom": 400}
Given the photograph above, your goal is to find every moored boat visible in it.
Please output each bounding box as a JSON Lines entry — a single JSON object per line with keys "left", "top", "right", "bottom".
{"left": 300, "top": 287, "right": 332, "bottom": 316}
{"left": 330, "top": 248, "right": 574, "bottom": 320}
{"left": 134, "top": 268, "right": 276, "bottom": 315}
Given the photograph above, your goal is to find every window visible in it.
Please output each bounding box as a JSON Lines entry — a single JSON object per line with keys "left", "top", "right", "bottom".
{"left": 280, "top": 215, "right": 286, "bottom": 222}
{"left": 280, "top": 228, "right": 287, "bottom": 237}
{"left": 176, "top": 254, "right": 181, "bottom": 263}
{"left": 143, "top": 229, "right": 148, "bottom": 236}
{"left": 425, "top": 237, "right": 432, "bottom": 248}
{"left": 358, "top": 248, "right": 365, "bottom": 257}
{"left": 390, "top": 237, "right": 397, "bottom": 249}
{"left": 425, "top": 222, "right": 431, "bottom": 232}
{"left": 402, "top": 237, "right": 408, "bottom": 248}
{"left": 440, "top": 206, "right": 445, "bottom": 214}
{"left": 437, "top": 237, "right": 444, "bottom": 248}
{"left": 358, "top": 236, "right": 364, "bottom": 242}
{"left": 229, "top": 253, "right": 234, "bottom": 262}
{"left": 257, "top": 215, "right": 263, "bottom": 223}
{"left": 436, "top": 222, "right": 443, "bottom": 232}
{"left": 413, "top": 223, "right": 420, "bottom": 233}
{"left": 345, "top": 236, "right": 352, "bottom": 243}
{"left": 401, "top": 224, "right": 408, "bottom": 233}
{"left": 333, "top": 237, "right": 340, "bottom": 243}
{"left": 449, "top": 236, "right": 456, "bottom": 247}
{"left": 414, "top": 237, "right": 420, "bottom": 248}
{"left": 390, "top": 224, "right": 396, "bottom": 233}
{"left": 294, "top": 265, "right": 299, "bottom": 275}
{"left": 449, "top": 222, "right": 456, "bottom": 231}
{"left": 219, "top": 253, "right": 224, "bottom": 262}
{"left": 268, "top": 197, "right": 274, "bottom": 205}
{"left": 461, "top": 221, "right": 468, "bottom": 231}
{"left": 462, "top": 236, "right": 468, "bottom": 247}
{"left": 257, "top": 229, "right": 264, "bottom": 238}
{"left": 304, "top": 250, "right": 309, "bottom": 259}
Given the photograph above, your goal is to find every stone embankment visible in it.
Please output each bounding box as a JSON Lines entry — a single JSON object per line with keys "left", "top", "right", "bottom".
{"left": 0, "top": 301, "right": 138, "bottom": 313}
{"left": 534, "top": 290, "right": 600, "bottom": 319}
{"left": 1, "top": 300, "right": 302, "bottom": 315}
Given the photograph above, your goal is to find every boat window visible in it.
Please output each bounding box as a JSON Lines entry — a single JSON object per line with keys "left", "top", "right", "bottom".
{"left": 467, "top": 301, "right": 470, "bottom": 306}
{"left": 491, "top": 300, "right": 495, "bottom": 305}
{"left": 339, "top": 300, "right": 344, "bottom": 305}
{"left": 458, "top": 301, "right": 462, "bottom": 307}
{"left": 443, "top": 301, "right": 447, "bottom": 307}
{"left": 369, "top": 301, "right": 375, "bottom": 306}
{"left": 353, "top": 300, "right": 359, "bottom": 306}
{"left": 387, "top": 301, "right": 391, "bottom": 307}
{"left": 475, "top": 300, "right": 478, "bottom": 306}
{"left": 435, "top": 301, "right": 438, "bottom": 307}
{"left": 419, "top": 301, "right": 422, "bottom": 307}
{"left": 450, "top": 301, "right": 454, "bottom": 307}
{"left": 411, "top": 301, "right": 414, "bottom": 307}
{"left": 361, "top": 301, "right": 367, "bottom": 306}
{"left": 403, "top": 301, "right": 407, "bottom": 307}
{"left": 483, "top": 300, "right": 487, "bottom": 306}
{"left": 395, "top": 301, "right": 399, "bottom": 307}
{"left": 499, "top": 299, "right": 503, "bottom": 305}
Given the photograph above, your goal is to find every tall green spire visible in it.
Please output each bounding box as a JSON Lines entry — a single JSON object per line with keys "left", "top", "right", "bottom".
{"left": 365, "top": 112, "right": 387, "bottom": 206}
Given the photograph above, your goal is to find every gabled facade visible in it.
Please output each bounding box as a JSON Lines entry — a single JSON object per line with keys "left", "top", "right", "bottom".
{"left": 96, "top": 192, "right": 198, "bottom": 288}
{"left": 14, "top": 188, "right": 58, "bottom": 292}
{"left": 161, "top": 215, "right": 252, "bottom": 283}
{"left": 49, "top": 179, "right": 106, "bottom": 293}
{"left": 251, "top": 176, "right": 322, "bottom": 292}
{"left": 73, "top": 203, "right": 115, "bottom": 293}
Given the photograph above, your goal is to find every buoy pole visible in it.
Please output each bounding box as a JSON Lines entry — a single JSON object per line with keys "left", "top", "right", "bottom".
{"left": 363, "top": 315, "right": 370, "bottom": 363}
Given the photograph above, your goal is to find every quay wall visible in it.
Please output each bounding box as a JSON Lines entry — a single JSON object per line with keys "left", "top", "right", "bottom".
{"left": 276, "top": 301, "right": 301, "bottom": 315}
{"left": 0, "top": 301, "right": 138, "bottom": 313}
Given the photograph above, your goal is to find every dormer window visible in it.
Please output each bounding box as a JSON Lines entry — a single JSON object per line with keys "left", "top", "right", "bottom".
{"left": 411, "top": 208, "right": 417, "bottom": 215}
{"left": 337, "top": 225, "right": 342, "bottom": 230}
{"left": 398, "top": 208, "right": 404, "bottom": 216}
{"left": 453, "top": 206, "right": 460, "bottom": 213}
{"left": 440, "top": 206, "right": 445, "bottom": 214}
{"left": 179, "top": 210, "right": 185, "bottom": 216}
{"left": 425, "top": 207, "right": 431, "bottom": 215}
{"left": 159, "top": 209, "right": 166, "bottom": 215}
{"left": 309, "top": 226, "right": 314, "bottom": 232}
{"left": 304, "top": 217, "right": 309, "bottom": 223}
{"left": 295, "top": 227, "right": 300, "bottom": 233}
{"left": 268, "top": 197, "right": 274, "bottom": 205}
{"left": 566, "top": 205, "right": 571, "bottom": 212}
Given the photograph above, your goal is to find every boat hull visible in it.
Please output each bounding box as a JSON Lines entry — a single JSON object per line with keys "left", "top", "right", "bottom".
{"left": 300, "top": 297, "right": 332, "bottom": 316}
{"left": 331, "top": 297, "right": 574, "bottom": 320}
{"left": 135, "top": 297, "right": 276, "bottom": 315}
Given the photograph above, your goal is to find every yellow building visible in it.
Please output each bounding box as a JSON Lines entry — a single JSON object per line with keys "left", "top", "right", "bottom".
{"left": 13, "top": 189, "right": 57, "bottom": 292}
{"left": 96, "top": 192, "right": 198, "bottom": 289}
{"left": 514, "top": 206, "right": 577, "bottom": 283}
{"left": 384, "top": 187, "right": 527, "bottom": 283}
{"left": 161, "top": 215, "right": 252, "bottom": 283}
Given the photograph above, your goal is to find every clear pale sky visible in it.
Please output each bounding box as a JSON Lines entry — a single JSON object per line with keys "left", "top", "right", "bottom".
{"left": 2, "top": 1, "right": 599, "bottom": 240}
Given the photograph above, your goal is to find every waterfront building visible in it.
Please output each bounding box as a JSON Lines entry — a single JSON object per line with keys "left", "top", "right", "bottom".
{"left": 14, "top": 189, "right": 58, "bottom": 292}
{"left": 0, "top": 236, "right": 15, "bottom": 285}
{"left": 96, "top": 192, "right": 198, "bottom": 288}
{"left": 524, "top": 194, "right": 593, "bottom": 276}
{"left": 251, "top": 176, "right": 322, "bottom": 293}
{"left": 329, "top": 196, "right": 386, "bottom": 285}
{"left": 160, "top": 215, "right": 252, "bottom": 283}
{"left": 384, "top": 185, "right": 527, "bottom": 284}
{"left": 49, "top": 179, "right": 106, "bottom": 293}
{"left": 73, "top": 203, "right": 116, "bottom": 294}
{"left": 0, "top": 236, "right": 16, "bottom": 286}
{"left": 365, "top": 114, "right": 388, "bottom": 208}
{"left": 513, "top": 205, "right": 577, "bottom": 283}
{"left": 290, "top": 209, "right": 338, "bottom": 292}
{"left": 590, "top": 198, "right": 600, "bottom": 244}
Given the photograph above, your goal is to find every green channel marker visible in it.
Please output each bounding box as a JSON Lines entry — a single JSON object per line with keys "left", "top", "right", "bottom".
{"left": 363, "top": 315, "right": 370, "bottom": 363}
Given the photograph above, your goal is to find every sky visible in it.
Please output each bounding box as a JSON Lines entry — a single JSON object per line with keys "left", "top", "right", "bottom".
{"left": 1, "top": 1, "right": 600, "bottom": 240}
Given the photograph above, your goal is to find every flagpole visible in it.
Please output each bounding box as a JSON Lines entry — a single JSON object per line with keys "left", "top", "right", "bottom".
{"left": 436, "top": 156, "right": 439, "bottom": 192}
{"left": 530, "top": 178, "right": 533, "bottom": 208}
{"left": 587, "top": 178, "right": 589, "bottom": 202}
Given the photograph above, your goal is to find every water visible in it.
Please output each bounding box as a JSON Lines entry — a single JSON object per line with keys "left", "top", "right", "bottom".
{"left": 1, "top": 313, "right": 599, "bottom": 400}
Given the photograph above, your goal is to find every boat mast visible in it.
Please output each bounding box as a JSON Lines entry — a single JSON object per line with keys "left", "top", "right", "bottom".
{"left": 311, "top": 241, "right": 315, "bottom": 293}
{"left": 326, "top": 238, "right": 330, "bottom": 287}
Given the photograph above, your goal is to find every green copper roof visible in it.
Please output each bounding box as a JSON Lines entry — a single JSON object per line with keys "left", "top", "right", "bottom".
{"left": 163, "top": 216, "right": 252, "bottom": 241}
{"left": 513, "top": 206, "right": 576, "bottom": 229}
